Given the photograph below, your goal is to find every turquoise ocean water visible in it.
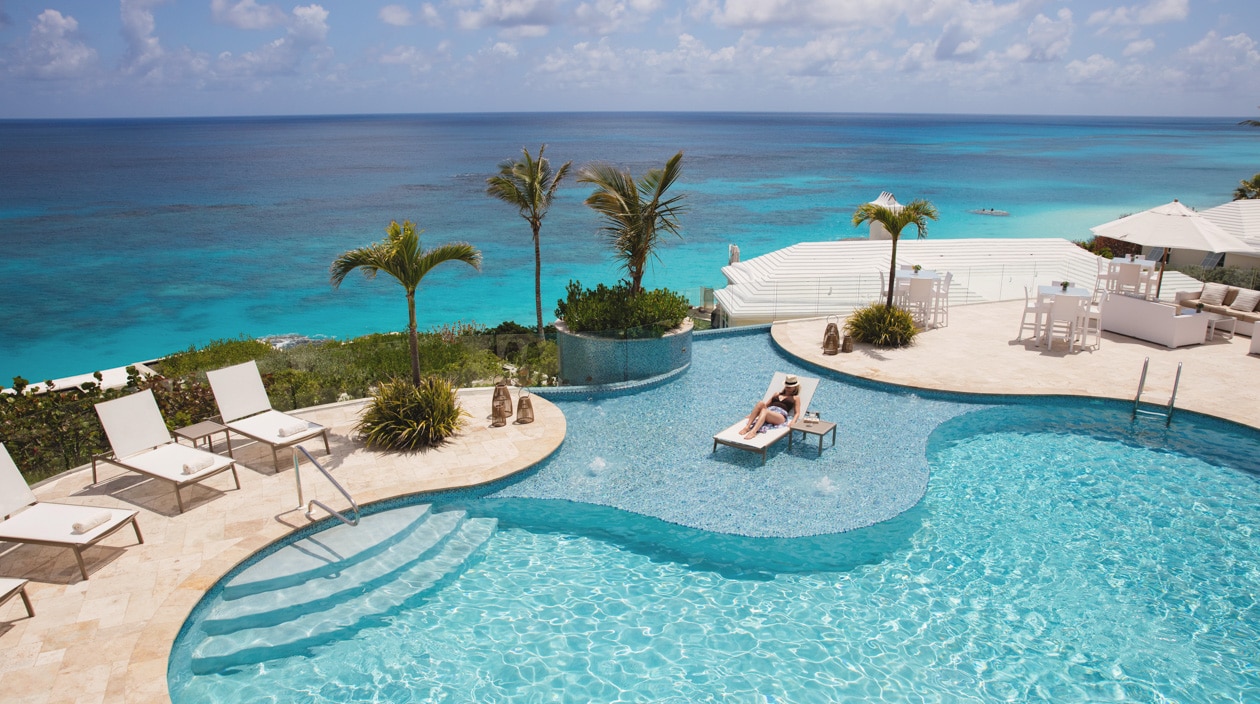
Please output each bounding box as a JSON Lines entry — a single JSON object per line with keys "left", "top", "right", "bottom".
{"left": 1, "top": 112, "right": 1256, "bottom": 381}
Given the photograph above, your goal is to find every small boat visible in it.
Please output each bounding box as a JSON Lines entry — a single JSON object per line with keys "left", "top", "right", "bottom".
{"left": 969, "top": 208, "right": 1010, "bottom": 216}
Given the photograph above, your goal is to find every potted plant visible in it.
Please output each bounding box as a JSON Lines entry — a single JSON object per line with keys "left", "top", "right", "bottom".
{"left": 913, "top": 264, "right": 922, "bottom": 274}
{"left": 1196, "top": 302, "right": 1205, "bottom": 313}
{"left": 1061, "top": 281, "right": 1071, "bottom": 292}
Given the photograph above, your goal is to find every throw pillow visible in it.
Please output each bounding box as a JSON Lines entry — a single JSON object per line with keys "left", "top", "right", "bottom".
{"left": 1200, "top": 282, "right": 1228, "bottom": 306}
{"left": 1229, "top": 289, "right": 1260, "bottom": 313}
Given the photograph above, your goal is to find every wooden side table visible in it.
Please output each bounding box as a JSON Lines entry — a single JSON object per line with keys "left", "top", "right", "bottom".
{"left": 788, "top": 419, "right": 837, "bottom": 455}
{"left": 173, "top": 420, "right": 234, "bottom": 458}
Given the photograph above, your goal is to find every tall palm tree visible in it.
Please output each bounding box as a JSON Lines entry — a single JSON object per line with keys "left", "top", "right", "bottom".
{"left": 578, "top": 151, "right": 686, "bottom": 296}
{"left": 330, "top": 220, "right": 482, "bottom": 386}
{"left": 852, "top": 199, "right": 940, "bottom": 309}
{"left": 485, "top": 145, "right": 572, "bottom": 339}
{"left": 1234, "top": 173, "right": 1260, "bottom": 200}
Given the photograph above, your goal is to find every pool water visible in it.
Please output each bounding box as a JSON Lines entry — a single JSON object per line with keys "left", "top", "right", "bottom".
{"left": 169, "top": 335, "right": 1260, "bottom": 702}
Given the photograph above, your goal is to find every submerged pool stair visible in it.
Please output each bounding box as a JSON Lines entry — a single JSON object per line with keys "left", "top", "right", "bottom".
{"left": 189, "top": 504, "right": 497, "bottom": 674}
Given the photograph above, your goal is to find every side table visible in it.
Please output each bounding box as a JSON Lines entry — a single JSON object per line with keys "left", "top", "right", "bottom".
{"left": 174, "top": 420, "right": 234, "bottom": 458}
{"left": 1204, "top": 313, "right": 1236, "bottom": 341}
{"left": 788, "top": 419, "right": 837, "bottom": 455}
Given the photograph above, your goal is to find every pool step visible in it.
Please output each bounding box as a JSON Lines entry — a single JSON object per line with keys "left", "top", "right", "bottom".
{"left": 190, "top": 515, "right": 496, "bottom": 674}
{"left": 222, "top": 503, "right": 433, "bottom": 600}
{"left": 201, "top": 509, "right": 465, "bottom": 634}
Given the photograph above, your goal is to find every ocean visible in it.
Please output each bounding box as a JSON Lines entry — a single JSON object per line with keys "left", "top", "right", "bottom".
{"left": 1, "top": 112, "right": 1256, "bottom": 381}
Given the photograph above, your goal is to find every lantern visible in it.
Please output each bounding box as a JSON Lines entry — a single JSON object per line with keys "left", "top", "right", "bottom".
{"left": 822, "top": 316, "right": 840, "bottom": 355}
{"left": 841, "top": 334, "right": 854, "bottom": 353}
{"left": 491, "top": 381, "right": 513, "bottom": 427}
{"left": 515, "top": 388, "right": 534, "bottom": 424}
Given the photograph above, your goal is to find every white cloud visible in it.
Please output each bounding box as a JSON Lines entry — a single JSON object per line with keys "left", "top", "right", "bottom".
{"left": 1170, "top": 31, "right": 1260, "bottom": 90}
{"left": 213, "top": 4, "right": 331, "bottom": 78}
{"left": 8, "top": 9, "right": 98, "bottom": 80}
{"left": 1065, "top": 53, "right": 1118, "bottom": 83}
{"left": 699, "top": 0, "right": 893, "bottom": 29}
{"left": 1087, "top": 0, "right": 1188, "bottom": 28}
{"left": 380, "top": 45, "right": 432, "bottom": 74}
{"left": 489, "top": 41, "right": 519, "bottom": 58}
{"left": 211, "top": 0, "right": 288, "bottom": 30}
{"left": 574, "top": 0, "right": 663, "bottom": 34}
{"left": 457, "top": 0, "right": 559, "bottom": 35}
{"left": 379, "top": 5, "right": 413, "bottom": 26}
{"left": 420, "top": 4, "right": 443, "bottom": 27}
{"left": 1005, "top": 9, "right": 1073, "bottom": 63}
{"left": 1123, "top": 38, "right": 1154, "bottom": 56}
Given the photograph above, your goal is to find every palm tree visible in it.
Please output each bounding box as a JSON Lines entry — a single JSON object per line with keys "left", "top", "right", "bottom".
{"left": 1234, "top": 173, "right": 1260, "bottom": 200}
{"left": 485, "top": 145, "right": 572, "bottom": 339}
{"left": 578, "top": 151, "right": 686, "bottom": 296}
{"left": 852, "top": 199, "right": 940, "bottom": 309}
{"left": 330, "top": 220, "right": 482, "bottom": 386}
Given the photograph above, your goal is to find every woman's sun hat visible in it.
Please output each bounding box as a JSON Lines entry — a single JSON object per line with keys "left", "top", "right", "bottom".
{"left": 784, "top": 375, "right": 800, "bottom": 387}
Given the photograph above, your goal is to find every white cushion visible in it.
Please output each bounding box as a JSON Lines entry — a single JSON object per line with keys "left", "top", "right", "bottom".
{"left": 1199, "top": 282, "right": 1229, "bottom": 306}
{"left": 1229, "top": 289, "right": 1260, "bottom": 313}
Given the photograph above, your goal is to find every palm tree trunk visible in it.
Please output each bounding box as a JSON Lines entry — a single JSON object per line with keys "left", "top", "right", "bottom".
{"left": 406, "top": 291, "right": 421, "bottom": 386}
{"left": 532, "top": 222, "right": 544, "bottom": 341}
{"left": 886, "top": 236, "right": 900, "bottom": 309}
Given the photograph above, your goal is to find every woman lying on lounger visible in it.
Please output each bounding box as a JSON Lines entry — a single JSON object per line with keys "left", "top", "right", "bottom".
{"left": 739, "top": 375, "right": 800, "bottom": 439}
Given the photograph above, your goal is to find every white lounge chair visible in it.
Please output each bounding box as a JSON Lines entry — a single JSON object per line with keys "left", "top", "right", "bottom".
{"left": 206, "top": 361, "right": 330, "bottom": 470}
{"left": 94, "top": 389, "right": 241, "bottom": 513}
{"left": 0, "top": 577, "right": 34, "bottom": 619}
{"left": 712, "top": 372, "right": 820, "bottom": 465}
{"left": 0, "top": 443, "right": 143, "bottom": 581}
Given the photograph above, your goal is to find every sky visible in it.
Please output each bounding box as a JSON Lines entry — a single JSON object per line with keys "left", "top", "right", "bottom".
{"left": 0, "top": 0, "right": 1256, "bottom": 118}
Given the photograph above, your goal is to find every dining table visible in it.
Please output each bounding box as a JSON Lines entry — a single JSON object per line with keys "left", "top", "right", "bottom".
{"left": 1034, "top": 286, "right": 1091, "bottom": 346}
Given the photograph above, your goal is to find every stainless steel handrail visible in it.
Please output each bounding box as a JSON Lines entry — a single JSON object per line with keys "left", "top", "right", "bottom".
{"left": 293, "top": 445, "right": 360, "bottom": 527}
{"left": 1133, "top": 357, "right": 1181, "bottom": 426}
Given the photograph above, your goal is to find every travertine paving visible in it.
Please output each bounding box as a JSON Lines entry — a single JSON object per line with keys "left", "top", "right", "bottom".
{"left": 0, "top": 389, "right": 564, "bottom": 704}
{"left": 773, "top": 299, "right": 1260, "bottom": 430}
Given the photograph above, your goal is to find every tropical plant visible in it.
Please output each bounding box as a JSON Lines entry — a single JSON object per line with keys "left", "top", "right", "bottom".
{"left": 555, "top": 280, "right": 690, "bottom": 337}
{"left": 486, "top": 145, "right": 572, "bottom": 340}
{"left": 330, "top": 220, "right": 482, "bottom": 386}
{"left": 844, "top": 304, "right": 918, "bottom": 348}
{"left": 578, "top": 151, "right": 686, "bottom": 296}
{"left": 1234, "top": 172, "right": 1260, "bottom": 200}
{"left": 852, "top": 199, "right": 940, "bottom": 308}
{"left": 356, "top": 376, "right": 466, "bottom": 450}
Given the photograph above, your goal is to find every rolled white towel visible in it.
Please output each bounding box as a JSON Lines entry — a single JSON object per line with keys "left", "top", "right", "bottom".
{"left": 277, "top": 420, "right": 311, "bottom": 438}
{"left": 72, "top": 512, "right": 112, "bottom": 535}
{"left": 182, "top": 456, "right": 215, "bottom": 475}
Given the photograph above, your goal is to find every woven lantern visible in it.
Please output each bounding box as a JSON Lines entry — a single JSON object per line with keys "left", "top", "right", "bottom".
{"left": 822, "top": 316, "right": 840, "bottom": 355}
{"left": 515, "top": 388, "right": 534, "bottom": 424}
{"left": 491, "top": 381, "right": 513, "bottom": 427}
{"left": 841, "top": 334, "right": 855, "bottom": 353}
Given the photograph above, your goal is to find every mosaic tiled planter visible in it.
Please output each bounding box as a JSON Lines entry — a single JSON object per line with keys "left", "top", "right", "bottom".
{"left": 555, "top": 318, "right": 693, "bottom": 386}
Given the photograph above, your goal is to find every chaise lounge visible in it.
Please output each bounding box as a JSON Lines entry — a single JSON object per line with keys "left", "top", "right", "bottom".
{"left": 94, "top": 389, "right": 241, "bottom": 513}
{"left": 712, "top": 372, "right": 820, "bottom": 465}
{"left": 0, "top": 443, "right": 143, "bottom": 581}
{"left": 206, "top": 360, "right": 331, "bottom": 470}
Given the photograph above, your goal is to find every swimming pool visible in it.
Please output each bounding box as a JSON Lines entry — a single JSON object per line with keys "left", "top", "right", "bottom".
{"left": 169, "top": 333, "right": 1260, "bottom": 702}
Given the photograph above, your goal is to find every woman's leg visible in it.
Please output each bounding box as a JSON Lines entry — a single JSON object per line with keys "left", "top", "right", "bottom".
{"left": 743, "top": 408, "right": 785, "bottom": 439}
{"left": 740, "top": 401, "right": 768, "bottom": 433}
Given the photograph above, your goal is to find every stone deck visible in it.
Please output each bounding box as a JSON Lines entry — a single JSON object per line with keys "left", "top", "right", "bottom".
{"left": 0, "top": 389, "right": 564, "bottom": 704}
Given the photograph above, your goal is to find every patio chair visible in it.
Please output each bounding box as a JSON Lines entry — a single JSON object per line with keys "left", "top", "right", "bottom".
{"left": 932, "top": 272, "right": 953, "bottom": 328}
{"left": 0, "top": 443, "right": 143, "bottom": 581}
{"left": 1043, "top": 295, "right": 1087, "bottom": 352}
{"left": 906, "top": 277, "right": 935, "bottom": 328}
{"left": 1017, "top": 286, "right": 1046, "bottom": 341}
{"left": 94, "top": 389, "right": 241, "bottom": 513}
{"left": 1078, "top": 295, "right": 1104, "bottom": 351}
{"left": 0, "top": 577, "right": 34, "bottom": 619}
{"left": 206, "top": 361, "right": 330, "bottom": 470}
{"left": 712, "top": 372, "right": 820, "bottom": 465}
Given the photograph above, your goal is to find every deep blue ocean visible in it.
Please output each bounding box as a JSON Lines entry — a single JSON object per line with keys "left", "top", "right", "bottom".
{"left": 1, "top": 112, "right": 1256, "bottom": 381}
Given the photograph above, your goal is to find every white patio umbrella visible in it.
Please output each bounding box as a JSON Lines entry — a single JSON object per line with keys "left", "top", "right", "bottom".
{"left": 1089, "top": 199, "right": 1254, "bottom": 296}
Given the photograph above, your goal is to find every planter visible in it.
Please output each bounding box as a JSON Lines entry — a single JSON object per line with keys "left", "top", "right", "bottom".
{"left": 555, "top": 318, "right": 693, "bottom": 385}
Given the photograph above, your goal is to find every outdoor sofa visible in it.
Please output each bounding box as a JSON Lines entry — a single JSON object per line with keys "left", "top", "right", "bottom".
{"left": 1174, "top": 282, "right": 1260, "bottom": 337}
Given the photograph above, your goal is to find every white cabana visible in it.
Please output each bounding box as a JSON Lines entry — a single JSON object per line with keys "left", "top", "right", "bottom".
{"left": 865, "top": 191, "right": 902, "bottom": 240}
{"left": 1202, "top": 199, "right": 1260, "bottom": 266}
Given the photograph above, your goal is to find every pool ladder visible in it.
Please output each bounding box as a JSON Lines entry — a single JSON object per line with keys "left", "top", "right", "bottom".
{"left": 1132, "top": 357, "right": 1181, "bottom": 426}
{"left": 293, "top": 445, "right": 360, "bottom": 527}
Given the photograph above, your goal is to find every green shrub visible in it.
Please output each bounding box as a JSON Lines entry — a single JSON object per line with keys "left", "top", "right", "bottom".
{"left": 1175, "top": 265, "right": 1260, "bottom": 289}
{"left": 156, "top": 336, "right": 273, "bottom": 376}
{"left": 555, "top": 280, "right": 689, "bottom": 338}
{"left": 356, "top": 377, "right": 466, "bottom": 450}
{"left": 845, "top": 304, "right": 918, "bottom": 348}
